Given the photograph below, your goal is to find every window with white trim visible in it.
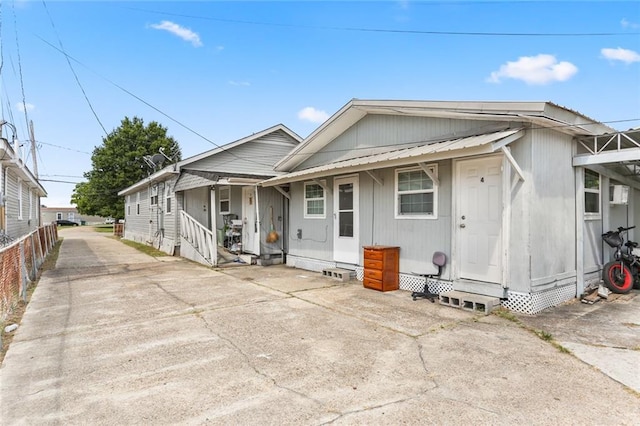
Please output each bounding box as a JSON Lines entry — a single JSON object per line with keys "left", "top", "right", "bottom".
{"left": 56, "top": 212, "right": 63, "bottom": 221}
{"left": 150, "top": 185, "right": 158, "bottom": 206}
{"left": 219, "top": 186, "right": 230, "bottom": 214}
{"left": 395, "top": 165, "right": 437, "bottom": 218}
{"left": 17, "top": 179, "right": 23, "bottom": 220}
{"left": 127, "top": 195, "right": 131, "bottom": 216}
{"left": 304, "top": 182, "right": 325, "bottom": 218}
{"left": 29, "top": 190, "right": 33, "bottom": 220}
{"left": 584, "top": 169, "right": 600, "bottom": 217}
{"left": 136, "top": 192, "right": 140, "bottom": 215}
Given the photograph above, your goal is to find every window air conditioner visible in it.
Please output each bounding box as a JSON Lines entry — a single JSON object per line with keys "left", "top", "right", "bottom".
{"left": 610, "top": 185, "right": 629, "bottom": 205}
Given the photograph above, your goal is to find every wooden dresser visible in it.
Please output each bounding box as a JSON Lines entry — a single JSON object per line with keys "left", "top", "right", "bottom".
{"left": 363, "top": 246, "right": 400, "bottom": 292}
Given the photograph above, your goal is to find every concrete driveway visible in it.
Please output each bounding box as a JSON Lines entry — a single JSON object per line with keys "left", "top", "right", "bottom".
{"left": 1, "top": 227, "right": 638, "bottom": 425}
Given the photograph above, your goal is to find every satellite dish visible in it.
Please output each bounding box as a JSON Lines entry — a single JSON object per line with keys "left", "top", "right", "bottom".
{"left": 151, "top": 153, "right": 165, "bottom": 166}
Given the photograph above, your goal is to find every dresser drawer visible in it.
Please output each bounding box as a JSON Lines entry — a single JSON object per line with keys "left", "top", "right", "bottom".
{"left": 363, "top": 277, "right": 383, "bottom": 291}
{"left": 364, "top": 249, "right": 383, "bottom": 261}
{"left": 364, "top": 268, "right": 383, "bottom": 281}
{"left": 364, "top": 259, "right": 383, "bottom": 270}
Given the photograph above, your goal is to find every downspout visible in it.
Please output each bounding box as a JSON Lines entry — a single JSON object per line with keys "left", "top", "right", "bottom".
{"left": 0, "top": 164, "right": 5, "bottom": 231}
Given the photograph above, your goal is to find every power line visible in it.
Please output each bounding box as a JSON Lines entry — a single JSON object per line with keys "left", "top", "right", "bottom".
{"left": 124, "top": 5, "right": 640, "bottom": 38}
{"left": 37, "top": 140, "right": 92, "bottom": 155}
{"left": 35, "top": 35, "right": 277, "bottom": 169}
{"left": 41, "top": 0, "right": 108, "bottom": 136}
{"left": 10, "top": 0, "right": 31, "bottom": 136}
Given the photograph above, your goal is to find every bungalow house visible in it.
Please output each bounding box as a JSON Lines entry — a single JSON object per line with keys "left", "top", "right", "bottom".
{"left": 0, "top": 124, "right": 47, "bottom": 242}
{"left": 118, "top": 124, "right": 302, "bottom": 266}
{"left": 41, "top": 206, "right": 107, "bottom": 225}
{"left": 261, "top": 99, "right": 635, "bottom": 314}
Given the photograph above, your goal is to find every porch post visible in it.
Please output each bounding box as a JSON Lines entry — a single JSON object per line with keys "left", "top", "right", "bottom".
{"left": 575, "top": 167, "right": 585, "bottom": 297}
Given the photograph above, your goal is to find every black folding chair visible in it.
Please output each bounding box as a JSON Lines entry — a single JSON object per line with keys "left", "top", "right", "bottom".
{"left": 411, "top": 251, "right": 447, "bottom": 302}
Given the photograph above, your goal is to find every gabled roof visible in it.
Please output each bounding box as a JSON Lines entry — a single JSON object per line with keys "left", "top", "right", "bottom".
{"left": 274, "top": 99, "right": 614, "bottom": 172}
{"left": 118, "top": 124, "right": 302, "bottom": 196}
{"left": 180, "top": 124, "right": 302, "bottom": 167}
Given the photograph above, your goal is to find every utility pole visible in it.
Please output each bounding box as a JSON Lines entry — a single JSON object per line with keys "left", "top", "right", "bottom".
{"left": 29, "top": 120, "right": 39, "bottom": 178}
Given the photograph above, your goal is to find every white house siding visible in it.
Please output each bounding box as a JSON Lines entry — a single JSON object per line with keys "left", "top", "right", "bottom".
{"left": 527, "top": 129, "right": 577, "bottom": 292}
{"left": 187, "top": 130, "right": 299, "bottom": 175}
{"left": 298, "top": 115, "right": 506, "bottom": 170}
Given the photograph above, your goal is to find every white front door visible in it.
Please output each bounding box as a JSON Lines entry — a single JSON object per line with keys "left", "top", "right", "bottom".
{"left": 333, "top": 175, "right": 359, "bottom": 264}
{"left": 242, "top": 186, "right": 259, "bottom": 254}
{"left": 456, "top": 156, "right": 503, "bottom": 283}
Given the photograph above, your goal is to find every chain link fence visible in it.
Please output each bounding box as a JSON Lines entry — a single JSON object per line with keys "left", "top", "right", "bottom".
{"left": 1, "top": 224, "right": 58, "bottom": 324}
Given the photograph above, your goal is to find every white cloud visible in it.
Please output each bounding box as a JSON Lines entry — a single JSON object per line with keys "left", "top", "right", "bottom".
{"left": 621, "top": 18, "right": 639, "bottom": 29}
{"left": 228, "top": 80, "right": 250, "bottom": 86}
{"left": 488, "top": 54, "right": 578, "bottom": 85}
{"left": 16, "top": 102, "right": 35, "bottom": 112}
{"left": 298, "top": 107, "right": 329, "bottom": 124}
{"left": 150, "top": 21, "right": 202, "bottom": 47}
{"left": 601, "top": 47, "right": 640, "bottom": 64}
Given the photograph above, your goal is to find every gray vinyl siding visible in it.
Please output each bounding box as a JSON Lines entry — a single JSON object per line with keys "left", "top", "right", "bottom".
{"left": 287, "top": 161, "right": 453, "bottom": 277}
{"left": 506, "top": 132, "right": 533, "bottom": 292}
{"left": 187, "top": 131, "right": 298, "bottom": 175}
{"left": 288, "top": 179, "right": 334, "bottom": 262}
{"left": 124, "top": 188, "right": 150, "bottom": 244}
{"left": 297, "top": 115, "right": 505, "bottom": 170}
{"left": 4, "top": 169, "right": 38, "bottom": 238}
{"left": 528, "top": 129, "right": 577, "bottom": 291}
{"left": 257, "top": 186, "right": 287, "bottom": 255}
{"left": 183, "top": 187, "right": 210, "bottom": 228}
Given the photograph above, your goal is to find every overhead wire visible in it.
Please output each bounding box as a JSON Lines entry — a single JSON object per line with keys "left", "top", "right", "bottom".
{"left": 35, "top": 35, "right": 277, "bottom": 169}
{"left": 10, "top": 0, "right": 31, "bottom": 138}
{"left": 40, "top": 0, "right": 108, "bottom": 136}
{"left": 123, "top": 5, "right": 640, "bottom": 38}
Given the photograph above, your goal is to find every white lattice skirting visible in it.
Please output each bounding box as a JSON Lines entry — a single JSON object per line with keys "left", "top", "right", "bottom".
{"left": 355, "top": 267, "right": 577, "bottom": 315}
{"left": 501, "top": 284, "right": 577, "bottom": 315}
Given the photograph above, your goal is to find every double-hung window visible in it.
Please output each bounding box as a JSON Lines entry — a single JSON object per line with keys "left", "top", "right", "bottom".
{"left": 219, "top": 187, "right": 230, "bottom": 214}
{"left": 584, "top": 169, "right": 600, "bottom": 218}
{"left": 395, "top": 165, "right": 437, "bottom": 219}
{"left": 304, "top": 182, "right": 325, "bottom": 218}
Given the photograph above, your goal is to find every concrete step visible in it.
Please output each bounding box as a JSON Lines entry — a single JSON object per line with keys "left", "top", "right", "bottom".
{"left": 439, "top": 290, "right": 500, "bottom": 315}
{"left": 322, "top": 268, "right": 354, "bottom": 282}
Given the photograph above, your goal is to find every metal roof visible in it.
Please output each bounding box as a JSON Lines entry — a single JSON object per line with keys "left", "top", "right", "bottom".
{"left": 274, "top": 99, "right": 614, "bottom": 172}
{"left": 262, "top": 128, "right": 524, "bottom": 187}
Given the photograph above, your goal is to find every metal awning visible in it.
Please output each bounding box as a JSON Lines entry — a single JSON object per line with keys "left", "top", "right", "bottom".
{"left": 262, "top": 128, "right": 524, "bottom": 187}
{"left": 174, "top": 169, "right": 273, "bottom": 192}
{"left": 573, "top": 129, "right": 640, "bottom": 189}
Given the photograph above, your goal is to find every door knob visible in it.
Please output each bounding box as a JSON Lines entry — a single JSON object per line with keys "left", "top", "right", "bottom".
{"left": 460, "top": 224, "right": 466, "bottom": 228}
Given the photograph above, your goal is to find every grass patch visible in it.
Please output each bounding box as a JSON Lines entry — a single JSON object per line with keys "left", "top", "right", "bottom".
{"left": 119, "top": 238, "right": 167, "bottom": 257}
{"left": 94, "top": 224, "right": 114, "bottom": 233}
{"left": 492, "top": 307, "right": 571, "bottom": 354}
{"left": 1, "top": 238, "right": 63, "bottom": 365}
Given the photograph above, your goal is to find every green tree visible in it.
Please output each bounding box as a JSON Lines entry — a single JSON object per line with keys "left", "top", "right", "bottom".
{"left": 72, "top": 117, "right": 181, "bottom": 219}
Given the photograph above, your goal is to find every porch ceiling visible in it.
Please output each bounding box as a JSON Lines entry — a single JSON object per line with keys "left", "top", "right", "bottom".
{"left": 261, "top": 128, "right": 524, "bottom": 187}
{"left": 573, "top": 128, "right": 640, "bottom": 188}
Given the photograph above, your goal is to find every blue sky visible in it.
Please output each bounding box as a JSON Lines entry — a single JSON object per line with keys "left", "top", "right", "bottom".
{"left": 1, "top": 0, "right": 639, "bottom": 207}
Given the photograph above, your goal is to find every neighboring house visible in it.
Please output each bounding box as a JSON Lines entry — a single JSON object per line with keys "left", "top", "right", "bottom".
{"left": 0, "top": 128, "right": 47, "bottom": 240}
{"left": 262, "top": 99, "right": 634, "bottom": 314}
{"left": 40, "top": 207, "right": 106, "bottom": 225}
{"left": 118, "top": 124, "right": 302, "bottom": 265}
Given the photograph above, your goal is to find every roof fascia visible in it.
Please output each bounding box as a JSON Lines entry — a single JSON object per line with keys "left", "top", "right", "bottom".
{"left": 117, "top": 167, "right": 179, "bottom": 196}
